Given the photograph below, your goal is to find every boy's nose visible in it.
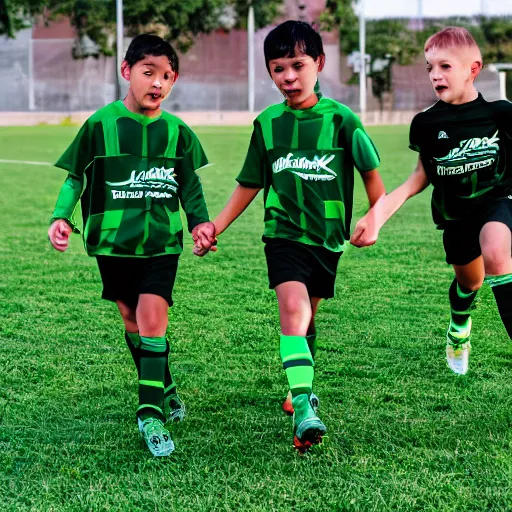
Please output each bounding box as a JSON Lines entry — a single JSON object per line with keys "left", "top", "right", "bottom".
{"left": 284, "top": 72, "right": 296, "bottom": 83}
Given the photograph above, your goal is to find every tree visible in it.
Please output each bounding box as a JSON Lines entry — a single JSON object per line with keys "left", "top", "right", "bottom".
{"left": 321, "top": 2, "right": 423, "bottom": 110}
{"left": 1, "top": 0, "right": 284, "bottom": 54}
{"left": 0, "top": 0, "right": 45, "bottom": 38}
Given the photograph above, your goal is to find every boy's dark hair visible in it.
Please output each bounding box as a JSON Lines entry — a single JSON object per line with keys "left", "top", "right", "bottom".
{"left": 124, "top": 34, "right": 179, "bottom": 73}
{"left": 264, "top": 21, "right": 324, "bottom": 73}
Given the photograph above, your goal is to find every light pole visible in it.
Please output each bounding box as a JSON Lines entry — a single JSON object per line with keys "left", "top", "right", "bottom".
{"left": 116, "top": 0, "right": 124, "bottom": 100}
{"left": 358, "top": 0, "right": 366, "bottom": 114}
{"left": 248, "top": 2, "right": 255, "bottom": 112}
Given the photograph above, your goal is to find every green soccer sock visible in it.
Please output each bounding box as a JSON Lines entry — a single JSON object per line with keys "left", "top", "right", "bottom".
{"left": 486, "top": 274, "right": 512, "bottom": 339}
{"left": 125, "top": 331, "right": 141, "bottom": 378}
{"left": 138, "top": 336, "right": 167, "bottom": 421}
{"left": 280, "top": 335, "right": 314, "bottom": 398}
{"left": 449, "top": 278, "right": 478, "bottom": 329}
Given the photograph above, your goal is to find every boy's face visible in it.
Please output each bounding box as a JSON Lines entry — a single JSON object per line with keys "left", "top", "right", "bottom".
{"left": 268, "top": 48, "right": 324, "bottom": 109}
{"left": 425, "top": 47, "right": 481, "bottom": 105}
{"left": 121, "top": 55, "right": 178, "bottom": 116}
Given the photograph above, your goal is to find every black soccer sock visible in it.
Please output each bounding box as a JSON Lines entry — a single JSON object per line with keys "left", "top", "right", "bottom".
{"left": 306, "top": 322, "right": 317, "bottom": 360}
{"left": 449, "top": 278, "right": 478, "bottom": 329}
{"left": 125, "top": 331, "right": 141, "bottom": 378}
{"left": 137, "top": 336, "right": 167, "bottom": 421}
{"left": 487, "top": 274, "right": 512, "bottom": 339}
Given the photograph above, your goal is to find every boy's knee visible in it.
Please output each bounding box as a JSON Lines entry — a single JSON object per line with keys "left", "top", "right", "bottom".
{"left": 482, "top": 247, "right": 511, "bottom": 276}
{"left": 281, "top": 295, "right": 307, "bottom": 317}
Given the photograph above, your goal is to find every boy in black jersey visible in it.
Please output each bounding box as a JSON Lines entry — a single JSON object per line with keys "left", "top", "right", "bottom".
{"left": 351, "top": 27, "right": 512, "bottom": 375}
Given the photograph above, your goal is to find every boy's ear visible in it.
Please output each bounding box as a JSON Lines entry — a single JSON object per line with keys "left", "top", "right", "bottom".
{"left": 470, "top": 60, "right": 482, "bottom": 80}
{"left": 120, "top": 60, "right": 131, "bottom": 81}
{"left": 171, "top": 72, "right": 179, "bottom": 85}
{"left": 317, "top": 54, "right": 326, "bottom": 72}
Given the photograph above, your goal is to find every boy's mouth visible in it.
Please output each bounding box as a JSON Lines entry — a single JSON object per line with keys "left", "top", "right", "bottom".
{"left": 435, "top": 85, "right": 447, "bottom": 92}
{"left": 283, "top": 88, "right": 300, "bottom": 96}
{"left": 148, "top": 93, "right": 161, "bottom": 100}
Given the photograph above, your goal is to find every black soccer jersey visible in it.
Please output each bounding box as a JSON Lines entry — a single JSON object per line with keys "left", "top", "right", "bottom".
{"left": 409, "top": 93, "right": 512, "bottom": 227}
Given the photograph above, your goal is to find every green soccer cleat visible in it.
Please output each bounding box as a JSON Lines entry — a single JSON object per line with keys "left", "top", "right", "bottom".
{"left": 164, "top": 392, "right": 186, "bottom": 423}
{"left": 292, "top": 393, "right": 326, "bottom": 453}
{"left": 138, "top": 417, "right": 175, "bottom": 457}
{"left": 446, "top": 318, "right": 472, "bottom": 375}
{"left": 282, "top": 390, "right": 319, "bottom": 416}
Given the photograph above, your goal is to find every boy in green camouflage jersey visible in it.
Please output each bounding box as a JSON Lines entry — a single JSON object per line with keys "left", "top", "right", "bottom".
{"left": 199, "top": 21, "right": 385, "bottom": 452}
{"left": 48, "top": 34, "right": 215, "bottom": 456}
{"left": 352, "top": 28, "right": 512, "bottom": 376}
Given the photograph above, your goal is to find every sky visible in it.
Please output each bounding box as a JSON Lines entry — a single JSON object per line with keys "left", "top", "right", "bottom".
{"left": 364, "top": 0, "right": 512, "bottom": 19}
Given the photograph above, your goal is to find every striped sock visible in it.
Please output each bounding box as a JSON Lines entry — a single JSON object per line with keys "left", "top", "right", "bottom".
{"left": 138, "top": 336, "right": 167, "bottom": 421}
{"left": 486, "top": 274, "right": 512, "bottom": 339}
{"left": 449, "top": 279, "right": 477, "bottom": 330}
{"left": 280, "top": 335, "right": 314, "bottom": 398}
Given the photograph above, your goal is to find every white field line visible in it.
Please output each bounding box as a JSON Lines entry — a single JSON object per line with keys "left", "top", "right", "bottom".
{"left": 0, "top": 159, "right": 52, "bottom": 166}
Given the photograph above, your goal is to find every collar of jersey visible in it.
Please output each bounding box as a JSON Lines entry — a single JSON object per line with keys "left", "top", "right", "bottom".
{"left": 283, "top": 96, "right": 326, "bottom": 117}
{"left": 115, "top": 100, "right": 164, "bottom": 125}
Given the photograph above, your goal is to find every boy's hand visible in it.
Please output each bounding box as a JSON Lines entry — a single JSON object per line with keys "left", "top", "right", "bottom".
{"left": 192, "top": 222, "right": 217, "bottom": 257}
{"left": 350, "top": 209, "right": 380, "bottom": 248}
{"left": 48, "top": 219, "right": 72, "bottom": 252}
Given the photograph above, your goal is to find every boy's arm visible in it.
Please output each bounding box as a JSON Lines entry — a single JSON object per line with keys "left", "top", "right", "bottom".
{"left": 213, "top": 184, "right": 261, "bottom": 236}
{"left": 50, "top": 174, "right": 83, "bottom": 231}
{"left": 49, "top": 120, "right": 93, "bottom": 251}
{"left": 213, "top": 120, "right": 266, "bottom": 236}
{"left": 351, "top": 157, "right": 429, "bottom": 247}
{"left": 360, "top": 169, "right": 385, "bottom": 207}
{"left": 177, "top": 128, "right": 211, "bottom": 233}
{"left": 48, "top": 175, "right": 83, "bottom": 251}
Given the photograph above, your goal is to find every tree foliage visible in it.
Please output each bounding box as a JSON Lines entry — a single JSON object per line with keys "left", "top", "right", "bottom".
{"left": 0, "top": 0, "right": 284, "bottom": 53}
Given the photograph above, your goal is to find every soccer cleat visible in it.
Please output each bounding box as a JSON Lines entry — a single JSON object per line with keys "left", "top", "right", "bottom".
{"left": 138, "top": 417, "right": 175, "bottom": 456}
{"left": 446, "top": 318, "right": 472, "bottom": 375}
{"left": 292, "top": 393, "right": 326, "bottom": 453}
{"left": 164, "top": 392, "right": 186, "bottom": 423}
{"left": 282, "top": 390, "right": 319, "bottom": 416}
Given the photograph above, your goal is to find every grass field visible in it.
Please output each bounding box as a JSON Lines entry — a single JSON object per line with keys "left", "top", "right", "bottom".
{"left": 1, "top": 124, "right": 511, "bottom": 511}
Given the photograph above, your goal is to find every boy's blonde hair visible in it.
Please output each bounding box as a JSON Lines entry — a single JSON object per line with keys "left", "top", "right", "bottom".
{"left": 424, "top": 27, "right": 483, "bottom": 66}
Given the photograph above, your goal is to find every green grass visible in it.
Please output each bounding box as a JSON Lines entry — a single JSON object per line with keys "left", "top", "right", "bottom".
{"left": 1, "top": 125, "right": 511, "bottom": 511}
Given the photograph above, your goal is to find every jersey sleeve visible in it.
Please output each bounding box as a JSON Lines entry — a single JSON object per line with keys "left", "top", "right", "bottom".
{"left": 177, "top": 125, "right": 210, "bottom": 231}
{"left": 409, "top": 114, "right": 422, "bottom": 153}
{"left": 495, "top": 100, "right": 512, "bottom": 139}
{"left": 236, "top": 121, "right": 266, "bottom": 188}
{"left": 339, "top": 110, "right": 380, "bottom": 172}
{"left": 54, "top": 121, "right": 94, "bottom": 178}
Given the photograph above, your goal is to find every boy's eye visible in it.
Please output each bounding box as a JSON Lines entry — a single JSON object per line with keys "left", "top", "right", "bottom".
{"left": 426, "top": 66, "right": 432, "bottom": 72}
{"left": 442, "top": 64, "right": 451, "bottom": 69}
{"left": 144, "top": 71, "right": 152, "bottom": 76}
{"left": 273, "top": 66, "right": 283, "bottom": 73}
{"left": 293, "top": 62, "right": 303, "bottom": 69}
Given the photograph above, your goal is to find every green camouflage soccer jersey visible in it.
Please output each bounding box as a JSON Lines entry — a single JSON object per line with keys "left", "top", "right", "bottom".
{"left": 52, "top": 101, "right": 209, "bottom": 257}
{"left": 410, "top": 94, "right": 512, "bottom": 227}
{"left": 236, "top": 97, "right": 380, "bottom": 252}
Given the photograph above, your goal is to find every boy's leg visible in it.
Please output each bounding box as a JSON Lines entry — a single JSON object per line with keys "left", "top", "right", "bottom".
{"left": 447, "top": 259, "right": 484, "bottom": 374}
{"left": 283, "top": 297, "right": 321, "bottom": 415}
{"left": 136, "top": 293, "right": 174, "bottom": 456}
{"left": 276, "top": 282, "right": 326, "bottom": 451}
{"left": 117, "top": 300, "right": 141, "bottom": 377}
{"left": 480, "top": 221, "right": 512, "bottom": 338}
{"left": 163, "top": 339, "right": 186, "bottom": 423}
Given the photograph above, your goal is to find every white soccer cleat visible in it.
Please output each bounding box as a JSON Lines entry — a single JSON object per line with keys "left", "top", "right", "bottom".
{"left": 446, "top": 318, "right": 472, "bottom": 375}
{"left": 138, "top": 417, "right": 175, "bottom": 456}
